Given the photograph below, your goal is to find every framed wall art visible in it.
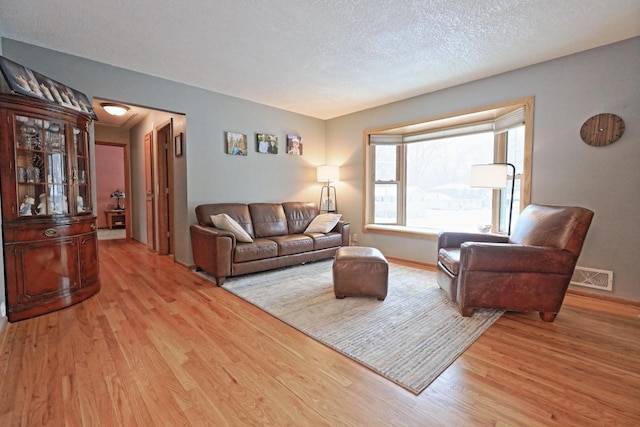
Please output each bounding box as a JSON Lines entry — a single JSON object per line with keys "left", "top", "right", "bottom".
{"left": 286, "top": 134, "right": 303, "bottom": 156}
{"left": 174, "top": 132, "right": 183, "bottom": 157}
{"left": 226, "top": 131, "right": 247, "bottom": 156}
{"left": 257, "top": 133, "right": 278, "bottom": 154}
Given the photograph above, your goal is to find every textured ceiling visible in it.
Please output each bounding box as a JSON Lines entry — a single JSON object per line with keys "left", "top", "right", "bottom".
{"left": 1, "top": 0, "right": 639, "bottom": 119}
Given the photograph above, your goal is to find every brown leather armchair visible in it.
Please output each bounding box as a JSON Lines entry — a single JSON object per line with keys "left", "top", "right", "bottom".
{"left": 437, "top": 204, "right": 594, "bottom": 322}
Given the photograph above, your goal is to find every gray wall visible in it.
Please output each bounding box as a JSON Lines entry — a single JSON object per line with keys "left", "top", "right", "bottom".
{"left": 0, "top": 36, "right": 638, "bottom": 305}
{"left": 326, "top": 37, "right": 640, "bottom": 301}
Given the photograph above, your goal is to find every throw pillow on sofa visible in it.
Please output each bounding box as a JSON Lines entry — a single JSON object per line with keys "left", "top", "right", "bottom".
{"left": 211, "top": 214, "right": 253, "bottom": 242}
{"left": 305, "top": 213, "right": 342, "bottom": 233}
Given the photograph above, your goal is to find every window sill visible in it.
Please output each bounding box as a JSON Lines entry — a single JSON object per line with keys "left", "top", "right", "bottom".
{"left": 363, "top": 224, "right": 440, "bottom": 241}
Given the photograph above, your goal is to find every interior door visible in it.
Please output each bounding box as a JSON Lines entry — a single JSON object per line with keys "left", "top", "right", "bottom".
{"left": 144, "top": 131, "right": 155, "bottom": 251}
{"left": 156, "top": 123, "right": 172, "bottom": 255}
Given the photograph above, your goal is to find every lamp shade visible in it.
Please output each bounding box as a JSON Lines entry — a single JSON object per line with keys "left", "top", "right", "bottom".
{"left": 470, "top": 164, "right": 508, "bottom": 188}
{"left": 317, "top": 165, "right": 340, "bottom": 182}
{"left": 110, "top": 189, "right": 125, "bottom": 199}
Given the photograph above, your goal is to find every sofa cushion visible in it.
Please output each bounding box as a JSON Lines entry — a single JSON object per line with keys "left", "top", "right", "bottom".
{"left": 211, "top": 214, "right": 253, "bottom": 242}
{"left": 438, "top": 247, "right": 460, "bottom": 275}
{"left": 306, "top": 232, "right": 343, "bottom": 250}
{"left": 269, "top": 234, "right": 314, "bottom": 256}
{"left": 234, "top": 238, "right": 278, "bottom": 263}
{"left": 509, "top": 204, "right": 587, "bottom": 254}
{"left": 196, "top": 203, "right": 254, "bottom": 237}
{"left": 282, "top": 202, "right": 318, "bottom": 233}
{"left": 249, "top": 203, "right": 288, "bottom": 237}
{"left": 305, "top": 213, "right": 342, "bottom": 233}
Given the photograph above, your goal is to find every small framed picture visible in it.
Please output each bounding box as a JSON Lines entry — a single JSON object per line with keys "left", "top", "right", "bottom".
{"left": 174, "top": 132, "right": 183, "bottom": 157}
{"left": 286, "top": 134, "right": 303, "bottom": 156}
{"left": 226, "top": 131, "right": 247, "bottom": 156}
{"left": 257, "top": 133, "right": 278, "bottom": 154}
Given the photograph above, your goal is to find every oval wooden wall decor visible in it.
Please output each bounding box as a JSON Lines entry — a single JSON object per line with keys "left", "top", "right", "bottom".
{"left": 580, "top": 113, "right": 625, "bottom": 147}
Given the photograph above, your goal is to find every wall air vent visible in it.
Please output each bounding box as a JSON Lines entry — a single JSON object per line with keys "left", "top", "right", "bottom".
{"left": 570, "top": 266, "right": 613, "bottom": 291}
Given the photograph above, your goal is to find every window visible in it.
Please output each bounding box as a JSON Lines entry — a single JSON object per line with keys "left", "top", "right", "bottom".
{"left": 373, "top": 145, "right": 399, "bottom": 223}
{"left": 365, "top": 97, "right": 532, "bottom": 236}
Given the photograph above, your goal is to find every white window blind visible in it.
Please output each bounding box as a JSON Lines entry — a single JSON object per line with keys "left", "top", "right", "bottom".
{"left": 370, "top": 107, "right": 525, "bottom": 145}
{"left": 369, "top": 134, "right": 403, "bottom": 145}
{"left": 370, "top": 121, "right": 494, "bottom": 145}
{"left": 402, "top": 121, "right": 494, "bottom": 143}
{"left": 494, "top": 107, "right": 525, "bottom": 134}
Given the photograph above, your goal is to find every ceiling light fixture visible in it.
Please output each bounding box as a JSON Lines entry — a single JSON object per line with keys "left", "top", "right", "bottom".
{"left": 101, "top": 103, "right": 130, "bottom": 116}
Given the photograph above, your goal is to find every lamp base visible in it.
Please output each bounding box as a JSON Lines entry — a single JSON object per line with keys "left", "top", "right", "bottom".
{"left": 319, "top": 185, "right": 337, "bottom": 213}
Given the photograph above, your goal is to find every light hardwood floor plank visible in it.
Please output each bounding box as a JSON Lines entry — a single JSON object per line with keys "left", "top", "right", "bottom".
{"left": 0, "top": 239, "right": 638, "bottom": 426}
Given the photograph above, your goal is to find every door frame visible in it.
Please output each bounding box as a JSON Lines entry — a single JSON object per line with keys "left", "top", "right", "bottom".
{"left": 95, "top": 141, "right": 131, "bottom": 240}
{"left": 155, "top": 121, "right": 174, "bottom": 255}
{"left": 144, "top": 131, "right": 155, "bottom": 251}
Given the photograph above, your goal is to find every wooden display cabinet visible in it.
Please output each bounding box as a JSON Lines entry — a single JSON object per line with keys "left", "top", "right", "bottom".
{"left": 0, "top": 94, "right": 101, "bottom": 321}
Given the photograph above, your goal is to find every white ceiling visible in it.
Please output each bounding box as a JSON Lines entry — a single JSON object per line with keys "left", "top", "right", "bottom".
{"left": 1, "top": 0, "right": 639, "bottom": 120}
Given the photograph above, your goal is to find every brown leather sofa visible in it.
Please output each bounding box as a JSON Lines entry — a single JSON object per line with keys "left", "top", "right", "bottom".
{"left": 437, "top": 204, "right": 594, "bottom": 322}
{"left": 190, "top": 202, "right": 350, "bottom": 285}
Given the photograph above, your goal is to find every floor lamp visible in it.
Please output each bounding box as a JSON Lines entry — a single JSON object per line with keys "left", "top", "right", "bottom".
{"left": 470, "top": 163, "right": 516, "bottom": 234}
{"left": 317, "top": 165, "right": 339, "bottom": 213}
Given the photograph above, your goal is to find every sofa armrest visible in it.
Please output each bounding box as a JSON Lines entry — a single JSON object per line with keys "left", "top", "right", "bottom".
{"left": 334, "top": 220, "right": 351, "bottom": 246}
{"left": 460, "top": 242, "right": 577, "bottom": 275}
{"left": 438, "top": 231, "right": 508, "bottom": 249}
{"left": 457, "top": 243, "right": 579, "bottom": 316}
{"left": 190, "top": 224, "right": 234, "bottom": 282}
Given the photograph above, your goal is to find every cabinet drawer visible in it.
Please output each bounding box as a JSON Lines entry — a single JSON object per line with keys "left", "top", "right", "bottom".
{"left": 3, "top": 221, "right": 96, "bottom": 242}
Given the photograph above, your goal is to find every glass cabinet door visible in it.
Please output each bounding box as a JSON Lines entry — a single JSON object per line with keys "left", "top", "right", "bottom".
{"left": 15, "top": 115, "right": 70, "bottom": 217}
{"left": 73, "top": 126, "right": 92, "bottom": 214}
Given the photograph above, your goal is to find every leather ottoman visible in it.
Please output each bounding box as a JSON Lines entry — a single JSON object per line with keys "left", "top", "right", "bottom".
{"left": 333, "top": 246, "right": 388, "bottom": 300}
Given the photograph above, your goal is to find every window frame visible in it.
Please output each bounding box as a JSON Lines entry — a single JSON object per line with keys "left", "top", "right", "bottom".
{"left": 363, "top": 96, "right": 533, "bottom": 239}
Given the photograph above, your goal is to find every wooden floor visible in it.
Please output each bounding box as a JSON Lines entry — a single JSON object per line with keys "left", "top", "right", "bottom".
{"left": 1, "top": 240, "right": 639, "bottom": 426}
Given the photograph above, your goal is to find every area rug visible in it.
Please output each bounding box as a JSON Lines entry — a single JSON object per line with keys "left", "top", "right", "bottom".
{"left": 202, "top": 259, "right": 503, "bottom": 394}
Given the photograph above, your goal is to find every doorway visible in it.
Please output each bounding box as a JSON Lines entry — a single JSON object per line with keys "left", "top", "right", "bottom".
{"left": 92, "top": 97, "right": 187, "bottom": 261}
{"left": 95, "top": 142, "right": 130, "bottom": 240}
